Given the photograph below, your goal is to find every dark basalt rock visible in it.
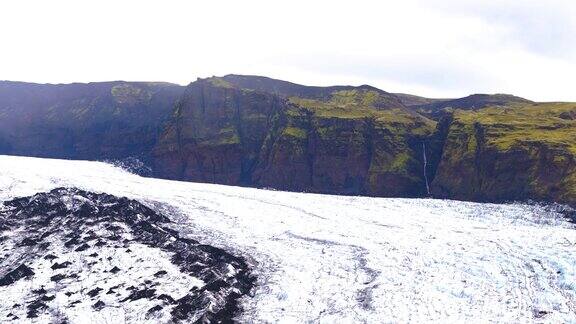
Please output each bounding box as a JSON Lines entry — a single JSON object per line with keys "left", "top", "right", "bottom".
{"left": 92, "top": 300, "right": 105, "bottom": 310}
{"left": 32, "top": 287, "right": 47, "bottom": 295}
{"left": 50, "top": 274, "right": 66, "bottom": 282}
{"left": 40, "top": 295, "right": 55, "bottom": 302}
{"left": 19, "top": 237, "right": 40, "bottom": 246}
{"left": 0, "top": 188, "right": 256, "bottom": 322}
{"left": 157, "top": 294, "right": 176, "bottom": 304}
{"left": 559, "top": 111, "right": 576, "bottom": 120}
{"left": 147, "top": 304, "right": 163, "bottom": 314}
{"left": 154, "top": 270, "right": 167, "bottom": 277}
{"left": 44, "top": 254, "right": 58, "bottom": 261}
{"left": 0, "top": 264, "right": 34, "bottom": 286}
{"left": 87, "top": 287, "right": 103, "bottom": 297}
{"left": 27, "top": 300, "right": 48, "bottom": 318}
{"left": 51, "top": 261, "right": 72, "bottom": 270}
{"left": 74, "top": 243, "right": 90, "bottom": 252}
{"left": 122, "top": 288, "right": 156, "bottom": 302}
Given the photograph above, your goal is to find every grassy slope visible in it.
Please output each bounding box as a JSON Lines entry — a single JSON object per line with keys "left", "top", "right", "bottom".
{"left": 455, "top": 102, "right": 576, "bottom": 154}
{"left": 288, "top": 89, "right": 435, "bottom": 134}
{"left": 435, "top": 101, "right": 576, "bottom": 204}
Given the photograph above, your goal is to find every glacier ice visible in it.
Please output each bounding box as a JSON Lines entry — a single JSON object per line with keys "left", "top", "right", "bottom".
{"left": 0, "top": 155, "right": 575, "bottom": 323}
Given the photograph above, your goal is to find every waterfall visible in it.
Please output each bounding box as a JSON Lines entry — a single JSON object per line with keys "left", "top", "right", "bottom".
{"left": 422, "top": 142, "right": 431, "bottom": 195}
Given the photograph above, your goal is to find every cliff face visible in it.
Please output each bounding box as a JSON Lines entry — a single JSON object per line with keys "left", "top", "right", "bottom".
{"left": 1, "top": 75, "right": 575, "bottom": 206}
{"left": 0, "top": 81, "right": 184, "bottom": 162}
{"left": 153, "top": 78, "right": 436, "bottom": 197}
{"left": 152, "top": 78, "right": 286, "bottom": 184}
{"left": 430, "top": 103, "right": 576, "bottom": 206}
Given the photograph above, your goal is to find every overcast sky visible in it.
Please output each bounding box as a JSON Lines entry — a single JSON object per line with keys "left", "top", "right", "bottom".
{"left": 1, "top": 0, "right": 575, "bottom": 101}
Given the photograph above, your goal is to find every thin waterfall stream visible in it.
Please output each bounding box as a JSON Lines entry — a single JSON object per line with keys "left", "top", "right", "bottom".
{"left": 422, "top": 142, "right": 431, "bottom": 195}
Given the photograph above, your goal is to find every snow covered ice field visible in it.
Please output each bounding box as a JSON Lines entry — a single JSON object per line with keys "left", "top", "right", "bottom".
{"left": 1, "top": 154, "right": 576, "bottom": 323}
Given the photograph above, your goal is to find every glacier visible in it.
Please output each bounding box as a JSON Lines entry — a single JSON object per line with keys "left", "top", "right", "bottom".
{"left": 0, "top": 154, "right": 575, "bottom": 323}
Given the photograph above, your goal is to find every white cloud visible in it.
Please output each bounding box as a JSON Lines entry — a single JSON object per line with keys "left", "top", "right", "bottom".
{"left": 0, "top": 0, "right": 575, "bottom": 101}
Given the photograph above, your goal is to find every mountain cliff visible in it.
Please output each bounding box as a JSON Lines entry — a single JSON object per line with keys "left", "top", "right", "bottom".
{"left": 430, "top": 102, "right": 576, "bottom": 206}
{"left": 0, "top": 81, "right": 184, "bottom": 162}
{"left": 0, "top": 75, "right": 575, "bottom": 206}
{"left": 153, "top": 77, "right": 435, "bottom": 197}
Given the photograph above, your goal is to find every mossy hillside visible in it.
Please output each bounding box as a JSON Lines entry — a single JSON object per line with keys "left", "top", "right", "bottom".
{"left": 430, "top": 121, "right": 480, "bottom": 196}
{"left": 330, "top": 89, "right": 380, "bottom": 107}
{"left": 275, "top": 89, "right": 436, "bottom": 196}
{"left": 394, "top": 93, "right": 447, "bottom": 107}
{"left": 288, "top": 90, "right": 436, "bottom": 137}
{"left": 283, "top": 126, "right": 307, "bottom": 139}
{"left": 174, "top": 82, "right": 268, "bottom": 145}
{"left": 562, "top": 175, "right": 576, "bottom": 202}
{"left": 247, "top": 96, "right": 428, "bottom": 196}
{"left": 111, "top": 84, "right": 153, "bottom": 104}
{"left": 206, "top": 77, "right": 234, "bottom": 89}
{"left": 223, "top": 74, "right": 437, "bottom": 137}
{"left": 247, "top": 103, "right": 314, "bottom": 191}
{"left": 289, "top": 96, "right": 377, "bottom": 119}
{"left": 432, "top": 102, "right": 576, "bottom": 205}
{"left": 454, "top": 102, "right": 576, "bottom": 154}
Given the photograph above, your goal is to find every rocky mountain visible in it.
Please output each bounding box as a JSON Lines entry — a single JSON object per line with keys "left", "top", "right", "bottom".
{"left": 0, "top": 81, "right": 184, "bottom": 163}
{"left": 0, "top": 75, "right": 575, "bottom": 207}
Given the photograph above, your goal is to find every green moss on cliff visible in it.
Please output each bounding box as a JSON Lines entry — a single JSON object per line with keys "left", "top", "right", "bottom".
{"left": 283, "top": 126, "right": 307, "bottom": 139}
{"left": 288, "top": 92, "right": 436, "bottom": 137}
{"left": 289, "top": 96, "right": 374, "bottom": 119}
{"left": 207, "top": 77, "right": 234, "bottom": 89}
{"left": 433, "top": 101, "right": 576, "bottom": 206}
{"left": 156, "top": 78, "right": 435, "bottom": 198}
{"left": 111, "top": 84, "right": 152, "bottom": 104}
{"left": 330, "top": 89, "right": 380, "bottom": 106}
{"left": 198, "top": 126, "right": 241, "bottom": 146}
{"left": 390, "top": 152, "right": 411, "bottom": 172}
{"left": 455, "top": 102, "right": 576, "bottom": 154}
